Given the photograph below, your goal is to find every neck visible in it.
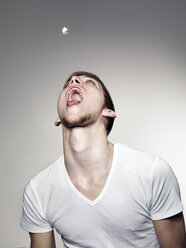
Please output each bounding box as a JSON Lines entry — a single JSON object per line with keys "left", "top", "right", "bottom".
{"left": 62, "top": 124, "right": 114, "bottom": 177}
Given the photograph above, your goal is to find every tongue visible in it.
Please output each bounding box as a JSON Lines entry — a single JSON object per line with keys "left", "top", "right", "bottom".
{"left": 72, "top": 93, "right": 81, "bottom": 101}
{"left": 67, "top": 93, "right": 82, "bottom": 106}
{"left": 67, "top": 100, "right": 80, "bottom": 106}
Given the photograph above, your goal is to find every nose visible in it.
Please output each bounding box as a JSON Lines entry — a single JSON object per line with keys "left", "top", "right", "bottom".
{"left": 70, "top": 76, "right": 81, "bottom": 86}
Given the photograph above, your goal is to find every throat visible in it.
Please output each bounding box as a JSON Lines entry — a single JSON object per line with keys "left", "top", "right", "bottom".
{"left": 64, "top": 143, "right": 114, "bottom": 201}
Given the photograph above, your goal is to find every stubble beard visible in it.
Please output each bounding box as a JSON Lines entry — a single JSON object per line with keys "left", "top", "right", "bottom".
{"left": 61, "top": 112, "right": 100, "bottom": 129}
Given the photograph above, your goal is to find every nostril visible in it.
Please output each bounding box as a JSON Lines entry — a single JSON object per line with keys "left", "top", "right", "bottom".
{"left": 75, "top": 79, "right": 80, "bottom": 84}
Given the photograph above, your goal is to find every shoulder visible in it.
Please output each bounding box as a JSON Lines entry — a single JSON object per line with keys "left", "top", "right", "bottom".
{"left": 24, "top": 155, "right": 64, "bottom": 194}
{"left": 116, "top": 143, "right": 157, "bottom": 167}
{"left": 115, "top": 143, "right": 174, "bottom": 180}
{"left": 114, "top": 143, "right": 183, "bottom": 218}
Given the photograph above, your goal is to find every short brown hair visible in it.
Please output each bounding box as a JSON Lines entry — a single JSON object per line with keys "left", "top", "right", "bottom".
{"left": 65, "top": 71, "right": 115, "bottom": 135}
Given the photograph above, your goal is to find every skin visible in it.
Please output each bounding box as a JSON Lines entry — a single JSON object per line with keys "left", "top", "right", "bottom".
{"left": 29, "top": 231, "right": 56, "bottom": 248}
{"left": 57, "top": 75, "right": 116, "bottom": 202}
{"left": 153, "top": 212, "right": 186, "bottom": 248}
{"left": 29, "top": 75, "right": 186, "bottom": 248}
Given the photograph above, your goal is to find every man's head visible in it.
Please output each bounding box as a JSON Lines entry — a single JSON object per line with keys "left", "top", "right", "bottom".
{"left": 56, "top": 71, "right": 116, "bottom": 135}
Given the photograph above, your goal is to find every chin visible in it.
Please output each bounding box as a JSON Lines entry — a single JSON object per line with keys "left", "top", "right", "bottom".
{"left": 61, "top": 113, "right": 99, "bottom": 129}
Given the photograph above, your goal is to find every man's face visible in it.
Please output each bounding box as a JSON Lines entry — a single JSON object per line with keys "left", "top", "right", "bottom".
{"left": 57, "top": 75, "right": 105, "bottom": 128}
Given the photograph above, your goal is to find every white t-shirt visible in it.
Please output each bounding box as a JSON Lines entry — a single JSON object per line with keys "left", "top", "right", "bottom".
{"left": 20, "top": 143, "right": 184, "bottom": 248}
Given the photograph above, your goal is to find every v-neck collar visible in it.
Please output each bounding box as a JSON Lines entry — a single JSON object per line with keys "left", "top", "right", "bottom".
{"left": 62, "top": 143, "right": 118, "bottom": 206}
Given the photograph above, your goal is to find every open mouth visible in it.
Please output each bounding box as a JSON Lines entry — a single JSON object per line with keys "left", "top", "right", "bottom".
{"left": 66, "top": 86, "right": 83, "bottom": 106}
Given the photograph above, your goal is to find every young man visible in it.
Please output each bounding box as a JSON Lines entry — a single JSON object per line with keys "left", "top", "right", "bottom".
{"left": 21, "top": 71, "right": 186, "bottom": 248}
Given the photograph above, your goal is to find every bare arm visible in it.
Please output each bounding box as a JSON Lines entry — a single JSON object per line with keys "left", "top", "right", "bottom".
{"left": 153, "top": 212, "right": 186, "bottom": 248}
{"left": 29, "top": 231, "right": 56, "bottom": 248}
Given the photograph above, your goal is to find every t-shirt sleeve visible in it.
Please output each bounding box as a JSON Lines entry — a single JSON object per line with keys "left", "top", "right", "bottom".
{"left": 150, "top": 157, "right": 184, "bottom": 220}
{"left": 20, "top": 180, "right": 53, "bottom": 233}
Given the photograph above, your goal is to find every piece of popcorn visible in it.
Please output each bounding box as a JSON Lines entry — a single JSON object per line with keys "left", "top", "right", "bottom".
{"left": 62, "top": 27, "right": 68, "bottom": 35}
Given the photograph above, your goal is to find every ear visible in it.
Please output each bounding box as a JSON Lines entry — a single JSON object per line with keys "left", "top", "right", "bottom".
{"left": 55, "top": 118, "right": 62, "bottom": 126}
{"left": 102, "top": 108, "right": 116, "bottom": 118}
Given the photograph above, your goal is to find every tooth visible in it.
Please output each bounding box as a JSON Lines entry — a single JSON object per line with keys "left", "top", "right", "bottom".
{"left": 67, "top": 87, "right": 83, "bottom": 102}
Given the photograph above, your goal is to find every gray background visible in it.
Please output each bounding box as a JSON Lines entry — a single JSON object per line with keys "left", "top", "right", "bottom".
{"left": 1, "top": 0, "right": 186, "bottom": 247}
